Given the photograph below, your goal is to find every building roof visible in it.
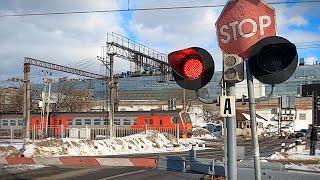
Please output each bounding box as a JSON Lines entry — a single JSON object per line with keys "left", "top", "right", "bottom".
{"left": 236, "top": 109, "right": 268, "bottom": 122}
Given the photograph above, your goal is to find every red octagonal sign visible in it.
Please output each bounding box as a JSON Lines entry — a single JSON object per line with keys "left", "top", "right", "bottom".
{"left": 216, "top": 0, "right": 276, "bottom": 58}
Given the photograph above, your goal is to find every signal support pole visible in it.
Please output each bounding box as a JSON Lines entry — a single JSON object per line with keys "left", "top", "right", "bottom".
{"left": 225, "top": 83, "right": 237, "bottom": 180}
{"left": 246, "top": 61, "right": 261, "bottom": 180}
{"left": 183, "top": 89, "right": 186, "bottom": 111}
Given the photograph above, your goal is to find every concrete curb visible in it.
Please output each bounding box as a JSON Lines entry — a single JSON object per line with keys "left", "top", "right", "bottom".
{"left": 0, "top": 157, "right": 156, "bottom": 167}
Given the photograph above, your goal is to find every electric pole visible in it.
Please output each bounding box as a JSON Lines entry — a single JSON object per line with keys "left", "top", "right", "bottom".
{"left": 40, "top": 72, "right": 47, "bottom": 139}
{"left": 108, "top": 54, "right": 115, "bottom": 138}
{"left": 45, "top": 77, "right": 52, "bottom": 136}
{"left": 23, "top": 63, "right": 31, "bottom": 141}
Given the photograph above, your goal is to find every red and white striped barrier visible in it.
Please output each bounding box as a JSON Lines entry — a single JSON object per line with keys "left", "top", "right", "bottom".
{"left": 0, "top": 157, "right": 156, "bottom": 167}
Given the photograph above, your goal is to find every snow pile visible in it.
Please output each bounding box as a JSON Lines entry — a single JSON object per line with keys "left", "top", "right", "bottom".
{"left": 0, "top": 139, "right": 24, "bottom": 150}
{"left": 191, "top": 127, "right": 216, "bottom": 139}
{"left": 269, "top": 152, "right": 286, "bottom": 160}
{"left": 0, "top": 146, "right": 21, "bottom": 157}
{"left": 269, "top": 150, "right": 320, "bottom": 161}
{"left": 22, "top": 131, "right": 205, "bottom": 157}
{"left": 285, "top": 163, "right": 320, "bottom": 172}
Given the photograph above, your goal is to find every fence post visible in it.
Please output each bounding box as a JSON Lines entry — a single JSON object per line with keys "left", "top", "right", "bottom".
{"left": 85, "top": 124, "right": 89, "bottom": 140}
{"left": 33, "top": 124, "right": 36, "bottom": 140}
{"left": 145, "top": 124, "right": 148, "bottom": 134}
{"left": 10, "top": 126, "right": 13, "bottom": 146}
{"left": 10, "top": 126, "right": 13, "bottom": 140}
{"left": 177, "top": 124, "right": 180, "bottom": 143}
{"left": 61, "top": 124, "right": 64, "bottom": 138}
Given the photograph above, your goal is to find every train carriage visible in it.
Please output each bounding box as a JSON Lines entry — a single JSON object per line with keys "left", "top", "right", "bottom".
{"left": 0, "top": 110, "right": 193, "bottom": 138}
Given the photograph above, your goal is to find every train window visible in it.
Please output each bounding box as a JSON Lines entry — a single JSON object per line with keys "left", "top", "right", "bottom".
{"left": 114, "top": 119, "right": 120, "bottom": 125}
{"left": 2, "top": 120, "right": 8, "bottom": 126}
{"left": 150, "top": 119, "right": 153, "bottom": 124}
{"left": 18, "top": 120, "right": 24, "bottom": 126}
{"left": 75, "top": 119, "right": 82, "bottom": 125}
{"left": 68, "top": 120, "right": 73, "bottom": 125}
{"left": 134, "top": 119, "right": 137, "bottom": 125}
{"left": 160, "top": 119, "right": 163, "bottom": 126}
{"left": 103, "top": 119, "right": 110, "bottom": 125}
{"left": 84, "top": 119, "right": 92, "bottom": 125}
{"left": 172, "top": 117, "right": 178, "bottom": 124}
{"left": 180, "top": 112, "right": 192, "bottom": 124}
{"left": 94, "top": 119, "right": 101, "bottom": 125}
{"left": 10, "top": 120, "right": 16, "bottom": 126}
{"left": 123, "top": 119, "right": 131, "bottom": 125}
{"left": 144, "top": 119, "right": 148, "bottom": 124}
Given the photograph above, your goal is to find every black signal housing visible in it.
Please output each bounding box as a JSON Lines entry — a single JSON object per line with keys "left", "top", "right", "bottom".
{"left": 168, "top": 47, "right": 215, "bottom": 90}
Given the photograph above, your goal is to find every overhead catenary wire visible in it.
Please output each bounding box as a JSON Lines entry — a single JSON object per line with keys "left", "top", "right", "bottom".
{"left": 209, "top": 40, "right": 320, "bottom": 53}
{"left": 0, "top": 0, "right": 319, "bottom": 18}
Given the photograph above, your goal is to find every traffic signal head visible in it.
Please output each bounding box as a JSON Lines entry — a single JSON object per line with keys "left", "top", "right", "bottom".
{"left": 248, "top": 36, "right": 298, "bottom": 85}
{"left": 168, "top": 47, "right": 215, "bottom": 90}
{"left": 223, "top": 53, "right": 244, "bottom": 83}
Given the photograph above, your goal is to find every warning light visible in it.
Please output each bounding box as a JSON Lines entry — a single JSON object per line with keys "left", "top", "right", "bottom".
{"left": 168, "top": 47, "right": 215, "bottom": 90}
{"left": 223, "top": 54, "right": 244, "bottom": 83}
{"left": 248, "top": 36, "right": 298, "bottom": 85}
{"left": 182, "top": 58, "right": 204, "bottom": 80}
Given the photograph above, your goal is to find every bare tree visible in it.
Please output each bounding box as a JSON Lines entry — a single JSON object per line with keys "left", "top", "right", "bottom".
{"left": 0, "top": 87, "right": 23, "bottom": 113}
{"left": 50, "top": 83, "right": 94, "bottom": 112}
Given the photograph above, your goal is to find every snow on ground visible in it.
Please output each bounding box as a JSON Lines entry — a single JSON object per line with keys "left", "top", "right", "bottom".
{"left": 191, "top": 127, "right": 216, "bottom": 140}
{"left": 17, "top": 131, "right": 206, "bottom": 158}
{"left": 0, "top": 146, "right": 21, "bottom": 157}
{"left": 0, "top": 139, "right": 23, "bottom": 150}
{"left": 285, "top": 163, "right": 320, "bottom": 172}
{"left": 269, "top": 150, "right": 320, "bottom": 161}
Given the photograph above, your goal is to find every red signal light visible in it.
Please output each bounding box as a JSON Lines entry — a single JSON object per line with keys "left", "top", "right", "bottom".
{"left": 168, "top": 47, "right": 215, "bottom": 90}
{"left": 182, "top": 58, "right": 204, "bottom": 80}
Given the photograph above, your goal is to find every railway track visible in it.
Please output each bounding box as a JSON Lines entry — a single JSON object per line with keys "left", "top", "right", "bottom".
{"left": 90, "top": 137, "right": 297, "bottom": 161}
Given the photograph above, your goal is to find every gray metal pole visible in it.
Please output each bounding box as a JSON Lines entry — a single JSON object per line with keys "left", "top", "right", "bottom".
{"left": 226, "top": 83, "right": 237, "bottom": 180}
{"left": 109, "top": 54, "right": 115, "bottom": 138}
{"left": 245, "top": 61, "right": 261, "bottom": 180}
{"left": 183, "top": 89, "right": 186, "bottom": 111}
{"left": 41, "top": 73, "right": 47, "bottom": 137}
{"left": 23, "top": 63, "right": 31, "bottom": 141}
{"left": 279, "top": 97, "right": 282, "bottom": 135}
{"left": 223, "top": 118, "right": 228, "bottom": 178}
{"left": 46, "top": 79, "right": 52, "bottom": 136}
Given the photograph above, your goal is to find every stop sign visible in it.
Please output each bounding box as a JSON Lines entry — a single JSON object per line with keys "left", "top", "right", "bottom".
{"left": 215, "top": 0, "right": 276, "bottom": 58}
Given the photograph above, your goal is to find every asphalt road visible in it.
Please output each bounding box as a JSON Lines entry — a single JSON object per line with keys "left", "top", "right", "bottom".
{"left": 0, "top": 166, "right": 205, "bottom": 180}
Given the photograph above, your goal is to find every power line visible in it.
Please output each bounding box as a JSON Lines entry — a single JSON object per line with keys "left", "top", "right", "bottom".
{"left": 0, "top": 1, "right": 319, "bottom": 18}
{"left": 209, "top": 40, "right": 320, "bottom": 52}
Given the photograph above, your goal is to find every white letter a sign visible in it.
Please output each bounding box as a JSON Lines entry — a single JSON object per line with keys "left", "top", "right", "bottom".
{"left": 220, "top": 96, "right": 236, "bottom": 117}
